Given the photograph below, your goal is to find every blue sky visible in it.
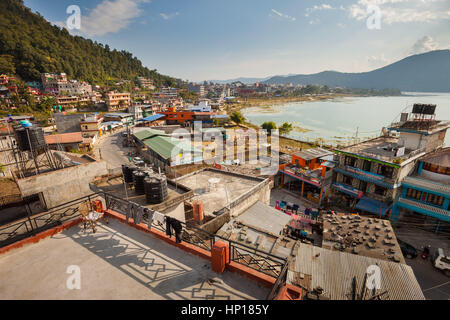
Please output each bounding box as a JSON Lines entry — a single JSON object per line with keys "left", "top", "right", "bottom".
{"left": 24, "top": 0, "right": 450, "bottom": 82}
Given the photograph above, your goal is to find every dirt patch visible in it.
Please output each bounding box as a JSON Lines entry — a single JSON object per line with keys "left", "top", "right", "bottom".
{"left": 0, "top": 178, "right": 20, "bottom": 197}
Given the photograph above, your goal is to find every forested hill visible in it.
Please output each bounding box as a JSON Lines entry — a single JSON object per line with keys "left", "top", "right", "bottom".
{"left": 0, "top": 0, "right": 178, "bottom": 86}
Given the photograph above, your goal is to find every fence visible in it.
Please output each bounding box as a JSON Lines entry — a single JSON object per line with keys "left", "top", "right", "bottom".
{"left": 0, "top": 193, "right": 104, "bottom": 247}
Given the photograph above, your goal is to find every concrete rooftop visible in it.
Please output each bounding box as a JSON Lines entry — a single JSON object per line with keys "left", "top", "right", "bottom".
{"left": 0, "top": 219, "right": 269, "bottom": 300}
{"left": 176, "top": 170, "right": 262, "bottom": 216}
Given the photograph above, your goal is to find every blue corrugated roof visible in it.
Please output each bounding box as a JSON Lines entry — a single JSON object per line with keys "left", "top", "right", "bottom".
{"left": 137, "top": 113, "right": 165, "bottom": 122}
{"left": 356, "top": 196, "right": 391, "bottom": 216}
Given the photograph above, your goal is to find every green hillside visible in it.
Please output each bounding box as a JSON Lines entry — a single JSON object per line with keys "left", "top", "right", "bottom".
{"left": 0, "top": 0, "right": 178, "bottom": 87}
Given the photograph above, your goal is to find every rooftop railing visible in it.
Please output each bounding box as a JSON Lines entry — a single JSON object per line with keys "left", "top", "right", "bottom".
{"left": 0, "top": 191, "right": 289, "bottom": 299}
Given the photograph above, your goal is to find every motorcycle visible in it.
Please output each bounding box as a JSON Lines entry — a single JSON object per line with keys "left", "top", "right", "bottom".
{"left": 422, "top": 245, "right": 431, "bottom": 260}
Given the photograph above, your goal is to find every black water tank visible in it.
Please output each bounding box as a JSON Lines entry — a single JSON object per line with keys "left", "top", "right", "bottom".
{"left": 122, "top": 164, "right": 137, "bottom": 183}
{"left": 133, "top": 170, "right": 147, "bottom": 195}
{"left": 14, "top": 126, "right": 46, "bottom": 152}
{"left": 144, "top": 174, "right": 168, "bottom": 204}
{"left": 14, "top": 126, "right": 30, "bottom": 151}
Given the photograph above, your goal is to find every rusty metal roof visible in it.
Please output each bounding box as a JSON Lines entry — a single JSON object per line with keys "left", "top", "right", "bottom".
{"left": 287, "top": 242, "right": 425, "bottom": 300}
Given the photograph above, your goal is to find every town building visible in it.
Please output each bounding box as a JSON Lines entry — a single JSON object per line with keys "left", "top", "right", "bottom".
{"left": 136, "top": 77, "right": 155, "bottom": 90}
{"left": 127, "top": 105, "right": 143, "bottom": 120}
{"left": 106, "top": 91, "right": 131, "bottom": 111}
{"left": 58, "top": 80, "right": 92, "bottom": 95}
{"left": 278, "top": 148, "right": 335, "bottom": 206}
{"left": 391, "top": 147, "right": 449, "bottom": 234}
{"left": 56, "top": 96, "right": 79, "bottom": 108}
{"left": 133, "top": 128, "right": 203, "bottom": 170}
{"left": 41, "top": 73, "right": 67, "bottom": 95}
{"left": 54, "top": 113, "right": 85, "bottom": 134}
{"left": 44, "top": 132, "right": 83, "bottom": 152}
{"left": 80, "top": 114, "right": 104, "bottom": 138}
{"left": 331, "top": 104, "right": 449, "bottom": 217}
{"left": 103, "top": 113, "right": 134, "bottom": 125}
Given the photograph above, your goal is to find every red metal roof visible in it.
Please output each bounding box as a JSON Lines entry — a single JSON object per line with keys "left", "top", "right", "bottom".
{"left": 45, "top": 132, "right": 83, "bottom": 145}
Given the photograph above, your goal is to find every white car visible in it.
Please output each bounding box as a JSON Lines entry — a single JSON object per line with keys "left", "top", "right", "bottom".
{"left": 432, "top": 248, "right": 450, "bottom": 276}
{"left": 133, "top": 157, "right": 144, "bottom": 166}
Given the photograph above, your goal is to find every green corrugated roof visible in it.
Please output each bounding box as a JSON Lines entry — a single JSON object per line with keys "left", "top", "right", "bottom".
{"left": 143, "top": 135, "right": 202, "bottom": 160}
{"left": 134, "top": 129, "right": 168, "bottom": 141}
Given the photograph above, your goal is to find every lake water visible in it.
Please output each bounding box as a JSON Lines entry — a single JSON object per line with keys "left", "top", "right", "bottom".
{"left": 241, "top": 92, "right": 450, "bottom": 146}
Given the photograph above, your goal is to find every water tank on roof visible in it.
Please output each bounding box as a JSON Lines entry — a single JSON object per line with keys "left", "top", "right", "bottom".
{"left": 14, "top": 125, "right": 46, "bottom": 152}
{"left": 133, "top": 170, "right": 147, "bottom": 195}
{"left": 122, "top": 164, "right": 137, "bottom": 183}
{"left": 144, "top": 174, "right": 168, "bottom": 204}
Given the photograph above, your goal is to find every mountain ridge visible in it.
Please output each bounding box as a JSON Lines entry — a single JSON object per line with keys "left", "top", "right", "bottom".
{"left": 261, "top": 50, "right": 450, "bottom": 92}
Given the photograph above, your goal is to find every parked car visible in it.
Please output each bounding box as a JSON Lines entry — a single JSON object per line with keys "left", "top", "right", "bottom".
{"left": 432, "top": 248, "right": 450, "bottom": 276}
{"left": 133, "top": 157, "right": 144, "bottom": 166}
{"left": 397, "top": 239, "right": 418, "bottom": 259}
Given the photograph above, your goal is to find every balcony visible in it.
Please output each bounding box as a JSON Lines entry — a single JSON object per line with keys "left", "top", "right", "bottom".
{"left": 281, "top": 165, "right": 324, "bottom": 187}
{"left": 396, "top": 197, "right": 450, "bottom": 222}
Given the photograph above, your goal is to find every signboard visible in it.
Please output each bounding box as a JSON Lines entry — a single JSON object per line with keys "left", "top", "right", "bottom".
{"left": 346, "top": 166, "right": 384, "bottom": 181}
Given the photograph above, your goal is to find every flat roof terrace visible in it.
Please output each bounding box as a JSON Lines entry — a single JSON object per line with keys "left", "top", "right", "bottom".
{"left": 175, "top": 169, "right": 263, "bottom": 216}
{"left": 0, "top": 219, "right": 269, "bottom": 300}
{"left": 337, "top": 136, "right": 422, "bottom": 165}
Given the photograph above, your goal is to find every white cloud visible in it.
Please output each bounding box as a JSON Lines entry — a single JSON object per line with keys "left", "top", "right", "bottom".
{"left": 160, "top": 12, "right": 180, "bottom": 20}
{"left": 271, "top": 9, "right": 296, "bottom": 22}
{"left": 348, "top": 0, "right": 450, "bottom": 24}
{"left": 410, "top": 36, "right": 439, "bottom": 54}
{"left": 367, "top": 53, "right": 390, "bottom": 68}
{"left": 78, "top": 0, "right": 150, "bottom": 36}
{"left": 305, "top": 3, "right": 344, "bottom": 17}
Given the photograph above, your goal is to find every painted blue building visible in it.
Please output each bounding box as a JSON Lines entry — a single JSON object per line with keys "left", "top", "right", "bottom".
{"left": 391, "top": 148, "right": 450, "bottom": 234}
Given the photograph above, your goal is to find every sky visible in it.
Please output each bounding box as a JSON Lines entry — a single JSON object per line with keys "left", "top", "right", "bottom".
{"left": 24, "top": 0, "right": 450, "bottom": 82}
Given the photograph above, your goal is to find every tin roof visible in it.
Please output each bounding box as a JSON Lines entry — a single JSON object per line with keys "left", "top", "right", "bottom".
{"left": 288, "top": 242, "right": 425, "bottom": 300}
{"left": 292, "top": 147, "right": 333, "bottom": 161}
{"left": 45, "top": 132, "right": 83, "bottom": 145}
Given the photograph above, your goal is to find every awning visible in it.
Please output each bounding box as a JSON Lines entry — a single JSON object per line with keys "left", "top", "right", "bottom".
{"left": 137, "top": 114, "right": 165, "bottom": 122}
{"left": 322, "top": 161, "right": 336, "bottom": 168}
{"left": 355, "top": 196, "right": 391, "bottom": 216}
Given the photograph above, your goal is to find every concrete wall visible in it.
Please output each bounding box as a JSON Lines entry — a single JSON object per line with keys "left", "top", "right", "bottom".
{"left": 17, "top": 160, "right": 108, "bottom": 209}
{"left": 54, "top": 113, "right": 83, "bottom": 134}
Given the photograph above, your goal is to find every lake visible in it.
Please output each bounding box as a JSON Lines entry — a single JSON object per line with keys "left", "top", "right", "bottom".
{"left": 241, "top": 92, "right": 450, "bottom": 146}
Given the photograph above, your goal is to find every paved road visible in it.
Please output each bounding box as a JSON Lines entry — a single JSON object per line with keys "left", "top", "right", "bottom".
{"left": 405, "top": 257, "right": 450, "bottom": 300}
{"left": 93, "top": 130, "right": 134, "bottom": 170}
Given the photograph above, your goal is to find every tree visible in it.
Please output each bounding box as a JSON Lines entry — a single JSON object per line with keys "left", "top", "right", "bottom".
{"left": 261, "top": 121, "right": 277, "bottom": 134}
{"left": 0, "top": 54, "right": 16, "bottom": 75}
{"left": 230, "top": 111, "right": 245, "bottom": 124}
{"left": 279, "top": 122, "right": 293, "bottom": 136}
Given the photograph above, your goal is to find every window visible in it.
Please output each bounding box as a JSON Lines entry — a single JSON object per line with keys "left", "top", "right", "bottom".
{"left": 345, "top": 156, "right": 356, "bottom": 167}
{"left": 343, "top": 175, "right": 353, "bottom": 185}
{"left": 374, "top": 185, "right": 386, "bottom": 196}
{"left": 362, "top": 160, "right": 371, "bottom": 171}
{"left": 378, "top": 165, "right": 394, "bottom": 178}
{"left": 359, "top": 180, "right": 368, "bottom": 192}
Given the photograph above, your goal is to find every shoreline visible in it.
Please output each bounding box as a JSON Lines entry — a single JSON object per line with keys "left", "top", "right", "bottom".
{"left": 224, "top": 94, "right": 359, "bottom": 152}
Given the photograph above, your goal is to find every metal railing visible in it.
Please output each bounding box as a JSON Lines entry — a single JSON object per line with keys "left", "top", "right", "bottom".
{"left": 1, "top": 191, "right": 290, "bottom": 294}
{"left": 0, "top": 193, "right": 104, "bottom": 248}
{"left": 266, "top": 258, "right": 290, "bottom": 300}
